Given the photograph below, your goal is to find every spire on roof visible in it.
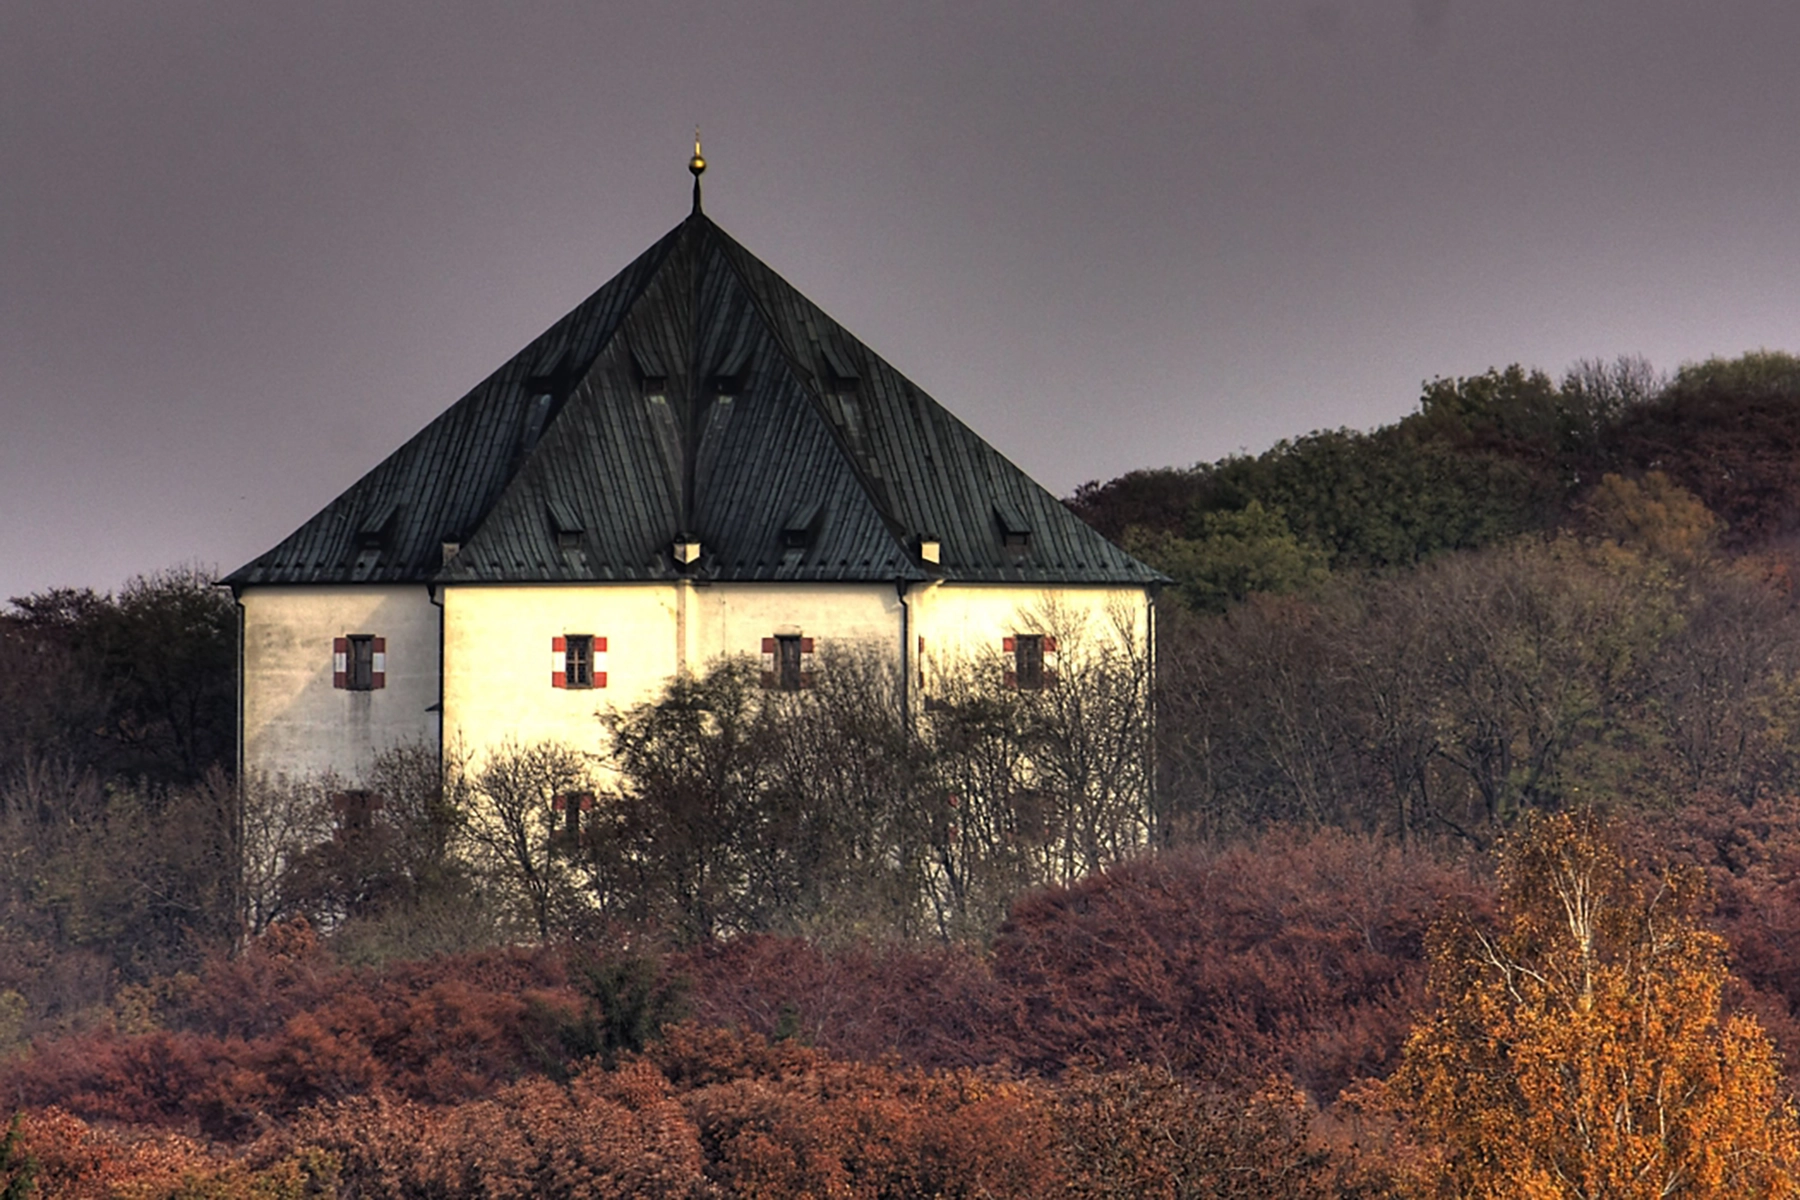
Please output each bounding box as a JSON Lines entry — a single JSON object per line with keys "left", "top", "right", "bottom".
{"left": 689, "top": 127, "right": 706, "bottom": 214}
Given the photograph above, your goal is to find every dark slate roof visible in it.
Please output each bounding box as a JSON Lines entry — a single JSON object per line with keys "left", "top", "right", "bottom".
{"left": 226, "top": 210, "right": 1164, "bottom": 588}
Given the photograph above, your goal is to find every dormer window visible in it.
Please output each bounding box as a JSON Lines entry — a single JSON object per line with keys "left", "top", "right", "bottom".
{"left": 712, "top": 344, "right": 751, "bottom": 398}
{"left": 995, "top": 503, "right": 1031, "bottom": 553}
{"left": 673, "top": 536, "right": 702, "bottom": 566}
{"left": 782, "top": 500, "right": 823, "bottom": 551}
{"left": 357, "top": 502, "right": 398, "bottom": 550}
{"left": 821, "top": 341, "right": 861, "bottom": 392}
{"left": 917, "top": 535, "right": 941, "bottom": 565}
{"left": 547, "top": 500, "right": 584, "bottom": 551}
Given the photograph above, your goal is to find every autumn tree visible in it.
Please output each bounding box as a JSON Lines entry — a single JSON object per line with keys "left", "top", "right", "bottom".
{"left": 1387, "top": 810, "right": 1800, "bottom": 1198}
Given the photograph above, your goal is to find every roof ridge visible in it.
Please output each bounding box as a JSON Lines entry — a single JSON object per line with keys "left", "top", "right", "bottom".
{"left": 441, "top": 223, "right": 693, "bottom": 578}
{"left": 698, "top": 220, "right": 920, "bottom": 569}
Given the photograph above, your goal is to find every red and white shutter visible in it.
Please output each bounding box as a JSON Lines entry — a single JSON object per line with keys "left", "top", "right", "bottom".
{"left": 594, "top": 636, "right": 608, "bottom": 688}
{"left": 551, "top": 636, "right": 566, "bottom": 688}
{"left": 800, "top": 637, "right": 817, "bottom": 688}
{"left": 1042, "top": 635, "right": 1059, "bottom": 686}
{"left": 370, "top": 637, "right": 386, "bottom": 689}
{"left": 760, "top": 637, "right": 778, "bottom": 688}
{"left": 1001, "top": 635, "right": 1017, "bottom": 689}
{"left": 333, "top": 637, "right": 348, "bottom": 688}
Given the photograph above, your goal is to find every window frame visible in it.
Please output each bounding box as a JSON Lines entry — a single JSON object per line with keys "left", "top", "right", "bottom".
{"left": 761, "top": 634, "right": 816, "bottom": 691}
{"left": 1013, "top": 633, "right": 1045, "bottom": 690}
{"left": 347, "top": 634, "right": 376, "bottom": 691}
{"left": 565, "top": 634, "right": 595, "bottom": 689}
{"left": 776, "top": 634, "right": 804, "bottom": 691}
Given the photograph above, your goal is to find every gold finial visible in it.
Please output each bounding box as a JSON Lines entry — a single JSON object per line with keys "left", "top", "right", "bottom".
{"left": 689, "top": 128, "right": 706, "bottom": 177}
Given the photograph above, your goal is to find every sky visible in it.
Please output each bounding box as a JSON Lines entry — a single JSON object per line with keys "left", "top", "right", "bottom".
{"left": 5, "top": 1, "right": 1800, "bottom": 601}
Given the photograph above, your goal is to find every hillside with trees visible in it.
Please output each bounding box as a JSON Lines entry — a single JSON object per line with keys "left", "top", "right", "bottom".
{"left": 9, "top": 352, "right": 1800, "bottom": 1194}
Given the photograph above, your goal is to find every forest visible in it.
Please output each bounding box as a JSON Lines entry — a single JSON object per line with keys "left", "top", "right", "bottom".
{"left": 8, "top": 352, "right": 1800, "bottom": 1194}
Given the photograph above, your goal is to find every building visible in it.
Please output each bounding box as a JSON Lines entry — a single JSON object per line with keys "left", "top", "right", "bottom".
{"left": 225, "top": 166, "right": 1163, "bottom": 785}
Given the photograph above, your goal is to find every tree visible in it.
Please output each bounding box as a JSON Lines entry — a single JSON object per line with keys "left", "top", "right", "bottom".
{"left": 3, "top": 568, "right": 236, "bottom": 785}
{"left": 1583, "top": 472, "right": 1720, "bottom": 569}
{"left": 464, "top": 739, "right": 594, "bottom": 941}
{"left": 1124, "top": 500, "right": 1329, "bottom": 614}
{"left": 1387, "top": 810, "right": 1800, "bottom": 1198}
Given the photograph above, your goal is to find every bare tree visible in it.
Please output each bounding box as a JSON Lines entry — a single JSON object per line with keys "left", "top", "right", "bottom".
{"left": 464, "top": 738, "right": 594, "bottom": 941}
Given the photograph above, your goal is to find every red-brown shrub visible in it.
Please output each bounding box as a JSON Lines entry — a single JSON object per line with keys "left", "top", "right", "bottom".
{"left": 675, "top": 934, "right": 1008, "bottom": 1069}
{"left": 0, "top": 927, "right": 586, "bottom": 1136}
{"left": 656, "top": 1024, "right": 1060, "bottom": 1199}
{"left": 280, "top": 1060, "right": 710, "bottom": 1199}
{"left": 988, "top": 828, "right": 1492, "bottom": 1099}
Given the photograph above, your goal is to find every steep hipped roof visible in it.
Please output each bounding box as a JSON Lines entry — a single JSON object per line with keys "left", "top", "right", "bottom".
{"left": 226, "top": 210, "right": 1162, "bottom": 588}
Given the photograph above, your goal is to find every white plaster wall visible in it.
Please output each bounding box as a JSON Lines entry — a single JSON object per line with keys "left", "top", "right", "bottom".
{"left": 240, "top": 585, "right": 441, "bottom": 784}
{"left": 908, "top": 584, "right": 1151, "bottom": 697}
{"left": 441, "top": 582, "right": 904, "bottom": 764}
{"left": 443, "top": 583, "right": 679, "bottom": 762}
{"left": 242, "top": 580, "right": 1152, "bottom": 781}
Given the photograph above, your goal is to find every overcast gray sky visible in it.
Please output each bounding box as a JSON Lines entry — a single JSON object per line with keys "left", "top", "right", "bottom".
{"left": 5, "top": 1, "right": 1799, "bottom": 600}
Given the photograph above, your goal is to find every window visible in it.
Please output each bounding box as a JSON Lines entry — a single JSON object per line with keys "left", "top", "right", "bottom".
{"left": 761, "top": 635, "right": 815, "bottom": 690}
{"left": 1003, "top": 634, "right": 1057, "bottom": 690}
{"left": 551, "top": 635, "right": 607, "bottom": 688}
{"left": 349, "top": 636, "right": 376, "bottom": 690}
{"left": 331, "top": 789, "right": 382, "bottom": 839}
{"left": 566, "top": 635, "right": 593, "bottom": 688}
{"left": 1014, "top": 634, "right": 1044, "bottom": 689}
{"left": 333, "top": 636, "right": 385, "bottom": 690}
{"left": 777, "top": 635, "right": 803, "bottom": 690}
{"left": 553, "top": 791, "right": 593, "bottom": 847}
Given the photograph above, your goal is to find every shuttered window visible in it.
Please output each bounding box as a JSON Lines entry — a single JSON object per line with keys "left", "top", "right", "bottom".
{"left": 552, "top": 791, "right": 594, "bottom": 846}
{"left": 760, "top": 635, "right": 816, "bottom": 690}
{"left": 552, "top": 635, "right": 607, "bottom": 688}
{"left": 334, "top": 636, "right": 385, "bottom": 690}
{"left": 1003, "top": 634, "right": 1057, "bottom": 690}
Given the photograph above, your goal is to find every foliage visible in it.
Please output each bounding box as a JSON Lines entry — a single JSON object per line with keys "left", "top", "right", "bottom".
{"left": 988, "top": 828, "right": 1489, "bottom": 1101}
{"left": 1055, "top": 1067, "right": 1345, "bottom": 1199}
{"left": 582, "top": 652, "right": 929, "bottom": 942}
{"left": 2, "top": 567, "right": 235, "bottom": 786}
{"left": 1605, "top": 352, "right": 1800, "bottom": 546}
{"left": 1583, "top": 471, "right": 1721, "bottom": 568}
{"left": 652, "top": 1024, "right": 1061, "bottom": 1199}
{"left": 1123, "top": 500, "right": 1328, "bottom": 613}
{"left": 0, "top": 765, "right": 238, "bottom": 1031}
{"left": 1385, "top": 811, "right": 1800, "bottom": 1198}
{"left": 571, "top": 625, "right": 1150, "bottom": 945}
{"left": 1152, "top": 527, "right": 1800, "bottom": 842}
{"left": 551, "top": 951, "right": 692, "bottom": 1073}
{"left": 0, "top": 924, "right": 585, "bottom": 1137}
{"left": 0, "top": 1114, "right": 33, "bottom": 1200}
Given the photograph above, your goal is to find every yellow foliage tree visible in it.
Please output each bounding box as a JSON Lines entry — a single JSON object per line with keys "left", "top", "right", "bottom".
{"left": 1585, "top": 471, "right": 1720, "bottom": 569}
{"left": 1389, "top": 811, "right": 1800, "bottom": 1198}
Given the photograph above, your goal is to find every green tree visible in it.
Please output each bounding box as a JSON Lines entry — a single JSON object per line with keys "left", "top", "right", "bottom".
{"left": 3, "top": 567, "right": 235, "bottom": 784}
{"left": 1125, "top": 500, "right": 1328, "bottom": 613}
